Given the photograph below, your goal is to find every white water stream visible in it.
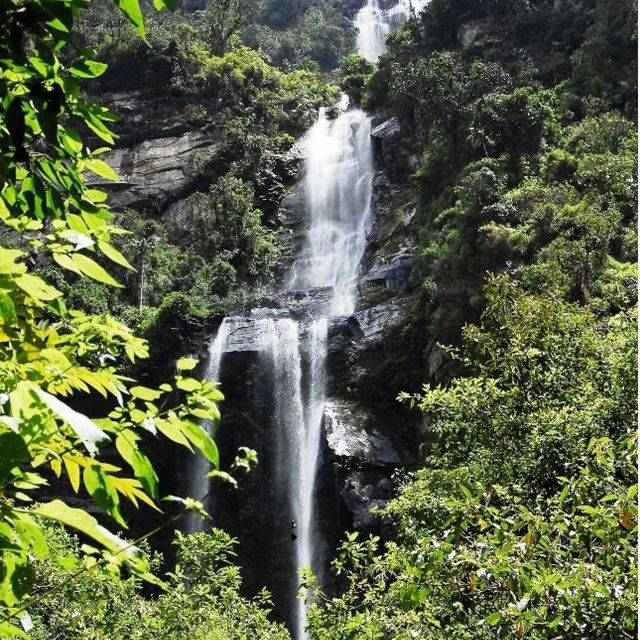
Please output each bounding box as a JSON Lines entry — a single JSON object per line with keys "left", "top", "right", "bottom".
{"left": 187, "top": 2, "right": 427, "bottom": 637}
{"left": 185, "top": 318, "right": 229, "bottom": 533}
{"left": 287, "top": 98, "right": 374, "bottom": 637}
{"left": 356, "top": 0, "right": 430, "bottom": 62}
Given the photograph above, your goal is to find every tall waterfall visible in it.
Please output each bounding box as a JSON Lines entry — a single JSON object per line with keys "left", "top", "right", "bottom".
{"left": 286, "top": 99, "right": 374, "bottom": 638}
{"left": 186, "top": 2, "right": 425, "bottom": 637}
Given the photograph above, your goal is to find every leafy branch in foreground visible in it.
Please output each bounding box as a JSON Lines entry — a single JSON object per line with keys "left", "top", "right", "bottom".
{"left": 0, "top": 0, "right": 246, "bottom": 635}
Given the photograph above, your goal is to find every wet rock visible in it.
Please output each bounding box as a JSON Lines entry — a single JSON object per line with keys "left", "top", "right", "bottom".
{"left": 371, "top": 117, "right": 409, "bottom": 181}
{"left": 269, "top": 287, "right": 335, "bottom": 320}
{"left": 323, "top": 400, "right": 401, "bottom": 466}
{"left": 221, "top": 317, "right": 273, "bottom": 353}
{"left": 360, "top": 246, "right": 417, "bottom": 299}
{"left": 353, "top": 297, "right": 409, "bottom": 346}
{"left": 371, "top": 117, "right": 400, "bottom": 140}
{"left": 326, "top": 297, "right": 411, "bottom": 393}
{"left": 341, "top": 472, "right": 394, "bottom": 530}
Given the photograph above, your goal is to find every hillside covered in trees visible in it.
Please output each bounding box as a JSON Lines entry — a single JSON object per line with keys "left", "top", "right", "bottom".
{"left": 0, "top": 0, "right": 636, "bottom": 638}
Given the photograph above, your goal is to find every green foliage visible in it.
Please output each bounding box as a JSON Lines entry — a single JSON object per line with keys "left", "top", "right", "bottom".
{"left": 411, "top": 276, "right": 636, "bottom": 490}
{"left": 28, "top": 525, "right": 290, "bottom": 639}
{"left": 368, "top": 0, "right": 637, "bottom": 339}
{"left": 0, "top": 0, "right": 253, "bottom": 632}
{"left": 244, "top": 0, "right": 357, "bottom": 70}
{"left": 339, "top": 54, "right": 375, "bottom": 107}
{"left": 306, "top": 279, "right": 637, "bottom": 639}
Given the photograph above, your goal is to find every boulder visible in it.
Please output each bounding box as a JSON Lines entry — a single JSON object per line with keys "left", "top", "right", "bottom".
{"left": 360, "top": 246, "right": 417, "bottom": 298}
{"left": 323, "top": 400, "right": 401, "bottom": 466}
{"left": 341, "top": 472, "right": 394, "bottom": 530}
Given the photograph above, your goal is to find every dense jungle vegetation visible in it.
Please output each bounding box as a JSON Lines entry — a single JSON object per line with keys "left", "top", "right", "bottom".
{"left": 0, "top": 0, "right": 636, "bottom": 638}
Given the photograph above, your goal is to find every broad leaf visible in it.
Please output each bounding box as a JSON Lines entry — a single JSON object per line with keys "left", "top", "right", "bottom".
{"left": 36, "top": 389, "right": 110, "bottom": 455}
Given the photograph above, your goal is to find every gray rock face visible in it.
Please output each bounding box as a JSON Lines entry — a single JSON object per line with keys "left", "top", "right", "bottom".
{"left": 93, "top": 129, "right": 222, "bottom": 211}
{"left": 326, "top": 297, "right": 411, "bottom": 394}
{"left": 326, "top": 297, "right": 409, "bottom": 358}
{"left": 269, "top": 287, "right": 335, "bottom": 321}
{"left": 354, "top": 297, "right": 410, "bottom": 346}
{"left": 360, "top": 246, "right": 417, "bottom": 297}
{"left": 371, "top": 117, "right": 400, "bottom": 140}
{"left": 323, "top": 400, "right": 401, "bottom": 466}
{"left": 341, "top": 472, "right": 394, "bottom": 530}
{"left": 370, "top": 117, "right": 408, "bottom": 181}
{"left": 457, "top": 19, "right": 497, "bottom": 50}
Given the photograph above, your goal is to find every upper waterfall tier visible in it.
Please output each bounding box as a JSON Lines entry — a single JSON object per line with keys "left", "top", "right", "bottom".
{"left": 355, "top": 0, "right": 430, "bottom": 62}
{"left": 286, "top": 99, "right": 374, "bottom": 316}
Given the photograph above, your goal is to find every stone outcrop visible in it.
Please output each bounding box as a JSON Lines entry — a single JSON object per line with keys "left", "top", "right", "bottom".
{"left": 94, "top": 129, "right": 222, "bottom": 211}
{"left": 360, "top": 246, "right": 417, "bottom": 300}
{"left": 323, "top": 400, "right": 401, "bottom": 466}
{"left": 342, "top": 472, "right": 394, "bottom": 530}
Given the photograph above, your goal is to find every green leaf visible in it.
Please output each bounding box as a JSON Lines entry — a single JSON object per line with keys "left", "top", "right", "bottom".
{"left": 176, "top": 377, "right": 200, "bottom": 392}
{"left": 152, "top": 0, "right": 175, "bottom": 10}
{"left": 83, "top": 465, "right": 126, "bottom": 526}
{"left": 13, "top": 514, "right": 49, "bottom": 559}
{"left": 485, "top": 613, "right": 502, "bottom": 626}
{"left": 114, "top": 0, "right": 148, "bottom": 42}
{"left": 0, "top": 433, "right": 30, "bottom": 483}
{"left": 115, "top": 432, "right": 159, "bottom": 499}
{"left": 15, "top": 274, "right": 60, "bottom": 301}
{"left": 177, "top": 357, "right": 198, "bottom": 371}
{"left": 0, "top": 292, "right": 17, "bottom": 323}
{"left": 84, "top": 158, "right": 118, "bottom": 181}
{"left": 53, "top": 251, "right": 82, "bottom": 275}
{"left": 0, "top": 621, "right": 30, "bottom": 638}
{"left": 73, "top": 253, "right": 122, "bottom": 287}
{"left": 130, "top": 386, "right": 162, "bottom": 401}
{"left": 181, "top": 421, "right": 219, "bottom": 468}
{"left": 69, "top": 60, "right": 108, "bottom": 79}
{"left": 156, "top": 418, "right": 191, "bottom": 448}
{"left": 35, "top": 500, "right": 137, "bottom": 559}
{"left": 60, "top": 128, "right": 83, "bottom": 155}
{"left": 97, "top": 240, "right": 133, "bottom": 269}
{"left": 35, "top": 389, "right": 110, "bottom": 455}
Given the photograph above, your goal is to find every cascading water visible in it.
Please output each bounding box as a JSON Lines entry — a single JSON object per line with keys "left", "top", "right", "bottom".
{"left": 356, "top": 0, "right": 430, "bottom": 62}
{"left": 293, "top": 318, "right": 328, "bottom": 640}
{"left": 185, "top": 318, "right": 229, "bottom": 533}
{"left": 186, "top": 2, "right": 426, "bottom": 637}
{"left": 288, "top": 96, "right": 374, "bottom": 316}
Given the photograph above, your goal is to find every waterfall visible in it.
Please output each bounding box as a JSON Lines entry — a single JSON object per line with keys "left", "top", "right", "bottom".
{"left": 185, "top": 318, "right": 229, "bottom": 533}
{"left": 282, "top": 96, "right": 374, "bottom": 639}
{"left": 288, "top": 99, "right": 373, "bottom": 316}
{"left": 356, "top": 0, "right": 430, "bottom": 62}
{"left": 186, "top": 3, "right": 423, "bottom": 637}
